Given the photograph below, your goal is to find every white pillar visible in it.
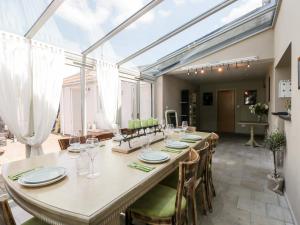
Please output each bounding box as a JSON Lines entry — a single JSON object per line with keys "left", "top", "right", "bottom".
{"left": 80, "top": 55, "right": 87, "bottom": 136}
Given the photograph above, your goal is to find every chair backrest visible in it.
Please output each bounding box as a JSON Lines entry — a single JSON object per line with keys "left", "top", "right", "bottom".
{"left": 0, "top": 195, "right": 16, "bottom": 225}
{"left": 195, "top": 142, "right": 210, "bottom": 184}
{"left": 187, "top": 126, "right": 196, "bottom": 132}
{"left": 95, "top": 132, "right": 114, "bottom": 141}
{"left": 211, "top": 132, "right": 219, "bottom": 148}
{"left": 175, "top": 149, "right": 199, "bottom": 224}
{"left": 58, "top": 135, "right": 93, "bottom": 150}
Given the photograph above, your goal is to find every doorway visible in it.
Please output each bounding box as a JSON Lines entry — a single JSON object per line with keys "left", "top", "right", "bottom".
{"left": 217, "top": 90, "right": 235, "bottom": 133}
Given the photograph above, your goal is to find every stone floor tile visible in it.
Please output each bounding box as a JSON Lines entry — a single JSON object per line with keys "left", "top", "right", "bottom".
{"left": 266, "top": 204, "right": 294, "bottom": 223}
{"left": 253, "top": 191, "right": 279, "bottom": 205}
{"left": 237, "top": 197, "right": 267, "bottom": 217}
{"left": 251, "top": 214, "right": 285, "bottom": 225}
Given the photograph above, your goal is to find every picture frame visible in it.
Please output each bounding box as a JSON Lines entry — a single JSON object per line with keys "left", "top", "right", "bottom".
{"left": 244, "top": 90, "right": 257, "bottom": 105}
{"left": 203, "top": 92, "right": 213, "bottom": 105}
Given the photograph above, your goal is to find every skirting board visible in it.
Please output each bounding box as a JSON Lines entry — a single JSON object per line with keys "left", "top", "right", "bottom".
{"left": 284, "top": 191, "right": 299, "bottom": 225}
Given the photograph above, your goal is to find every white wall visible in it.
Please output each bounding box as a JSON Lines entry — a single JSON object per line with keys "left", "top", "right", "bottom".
{"left": 199, "top": 79, "right": 267, "bottom": 134}
{"left": 270, "top": 0, "right": 300, "bottom": 223}
{"left": 155, "top": 75, "right": 198, "bottom": 124}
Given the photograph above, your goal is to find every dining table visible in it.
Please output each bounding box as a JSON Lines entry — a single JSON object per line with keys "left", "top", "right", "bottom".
{"left": 2, "top": 131, "right": 211, "bottom": 225}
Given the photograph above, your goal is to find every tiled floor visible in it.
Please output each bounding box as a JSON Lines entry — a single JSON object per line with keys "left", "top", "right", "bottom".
{"left": 1, "top": 135, "right": 296, "bottom": 225}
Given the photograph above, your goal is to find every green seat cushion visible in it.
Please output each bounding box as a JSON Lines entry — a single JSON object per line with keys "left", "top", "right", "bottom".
{"left": 22, "top": 217, "right": 49, "bottom": 225}
{"left": 131, "top": 184, "right": 186, "bottom": 219}
{"left": 160, "top": 169, "right": 179, "bottom": 189}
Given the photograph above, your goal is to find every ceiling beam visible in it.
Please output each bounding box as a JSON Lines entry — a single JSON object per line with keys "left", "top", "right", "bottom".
{"left": 82, "top": 0, "right": 164, "bottom": 55}
{"left": 117, "top": 0, "right": 238, "bottom": 66}
{"left": 24, "top": 0, "right": 65, "bottom": 39}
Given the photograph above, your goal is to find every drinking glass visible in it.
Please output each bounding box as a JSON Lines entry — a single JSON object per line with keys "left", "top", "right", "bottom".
{"left": 76, "top": 149, "right": 89, "bottom": 176}
{"left": 86, "top": 138, "right": 100, "bottom": 179}
{"left": 182, "top": 121, "right": 188, "bottom": 131}
{"left": 69, "top": 133, "right": 80, "bottom": 148}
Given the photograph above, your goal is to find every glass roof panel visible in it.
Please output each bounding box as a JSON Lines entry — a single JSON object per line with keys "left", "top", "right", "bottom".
{"left": 122, "top": 0, "right": 268, "bottom": 71}
{"left": 93, "top": 0, "right": 225, "bottom": 62}
{"left": 35, "top": 0, "right": 151, "bottom": 53}
{"left": 0, "top": 0, "right": 52, "bottom": 35}
{"left": 145, "top": 9, "right": 275, "bottom": 76}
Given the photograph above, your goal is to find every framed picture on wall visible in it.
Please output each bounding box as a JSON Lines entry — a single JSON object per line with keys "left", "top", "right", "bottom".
{"left": 203, "top": 92, "right": 213, "bottom": 105}
{"left": 244, "top": 90, "right": 257, "bottom": 105}
{"left": 298, "top": 57, "right": 300, "bottom": 89}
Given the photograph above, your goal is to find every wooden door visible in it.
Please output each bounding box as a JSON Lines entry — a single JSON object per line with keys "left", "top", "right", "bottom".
{"left": 217, "top": 90, "right": 235, "bottom": 133}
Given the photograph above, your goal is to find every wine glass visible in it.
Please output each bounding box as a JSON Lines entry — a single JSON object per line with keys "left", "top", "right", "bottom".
{"left": 182, "top": 121, "right": 188, "bottom": 132}
{"left": 86, "top": 138, "right": 100, "bottom": 179}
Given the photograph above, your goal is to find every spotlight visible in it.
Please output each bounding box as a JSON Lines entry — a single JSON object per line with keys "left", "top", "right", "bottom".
{"left": 218, "top": 67, "right": 223, "bottom": 72}
{"left": 201, "top": 68, "right": 205, "bottom": 74}
{"left": 195, "top": 69, "right": 198, "bottom": 75}
{"left": 247, "top": 63, "right": 251, "bottom": 68}
{"left": 187, "top": 69, "right": 190, "bottom": 76}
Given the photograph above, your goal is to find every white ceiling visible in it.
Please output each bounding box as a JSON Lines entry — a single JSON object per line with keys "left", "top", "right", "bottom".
{"left": 166, "top": 60, "right": 272, "bottom": 84}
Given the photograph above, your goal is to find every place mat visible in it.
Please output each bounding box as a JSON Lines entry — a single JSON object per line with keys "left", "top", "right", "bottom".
{"left": 8, "top": 167, "right": 42, "bottom": 181}
{"left": 112, "top": 135, "right": 164, "bottom": 154}
{"left": 161, "top": 148, "right": 183, "bottom": 154}
{"left": 128, "top": 162, "right": 155, "bottom": 172}
{"left": 180, "top": 139, "right": 197, "bottom": 143}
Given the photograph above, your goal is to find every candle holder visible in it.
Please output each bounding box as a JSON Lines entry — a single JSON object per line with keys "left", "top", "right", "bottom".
{"left": 119, "top": 124, "right": 164, "bottom": 148}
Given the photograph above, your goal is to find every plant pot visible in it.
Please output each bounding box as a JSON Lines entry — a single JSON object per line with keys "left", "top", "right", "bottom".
{"left": 267, "top": 173, "right": 284, "bottom": 195}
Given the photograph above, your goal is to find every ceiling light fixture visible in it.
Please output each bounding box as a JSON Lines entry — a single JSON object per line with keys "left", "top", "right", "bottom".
{"left": 195, "top": 69, "right": 198, "bottom": 75}
{"left": 187, "top": 69, "right": 190, "bottom": 76}
{"left": 218, "top": 66, "right": 223, "bottom": 72}
{"left": 201, "top": 68, "right": 205, "bottom": 74}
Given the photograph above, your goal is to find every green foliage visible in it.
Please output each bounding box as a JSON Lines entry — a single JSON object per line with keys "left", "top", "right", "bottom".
{"left": 265, "top": 130, "right": 286, "bottom": 152}
{"left": 249, "top": 103, "right": 269, "bottom": 116}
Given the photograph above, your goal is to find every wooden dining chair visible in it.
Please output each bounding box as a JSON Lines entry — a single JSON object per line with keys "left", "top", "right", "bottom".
{"left": 127, "top": 149, "right": 200, "bottom": 225}
{"left": 58, "top": 135, "right": 93, "bottom": 150}
{"left": 195, "top": 142, "right": 211, "bottom": 214}
{"left": 0, "top": 194, "right": 48, "bottom": 225}
{"left": 94, "top": 132, "right": 114, "bottom": 141}
{"left": 208, "top": 133, "right": 219, "bottom": 198}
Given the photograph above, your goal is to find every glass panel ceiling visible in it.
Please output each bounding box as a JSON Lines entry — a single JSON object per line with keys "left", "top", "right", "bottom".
{"left": 93, "top": 0, "right": 225, "bottom": 61}
{"left": 122, "top": 0, "right": 267, "bottom": 71}
{"left": 35, "top": 0, "right": 151, "bottom": 53}
{"left": 0, "top": 0, "right": 52, "bottom": 35}
{"left": 144, "top": 9, "right": 275, "bottom": 76}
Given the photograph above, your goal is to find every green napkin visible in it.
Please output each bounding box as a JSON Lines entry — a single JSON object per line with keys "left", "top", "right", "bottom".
{"left": 8, "top": 167, "right": 41, "bottom": 181}
{"left": 180, "top": 139, "right": 197, "bottom": 143}
{"left": 128, "top": 162, "right": 155, "bottom": 172}
{"left": 161, "top": 148, "right": 183, "bottom": 153}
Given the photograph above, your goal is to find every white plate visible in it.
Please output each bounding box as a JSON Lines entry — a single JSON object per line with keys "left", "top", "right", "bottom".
{"left": 181, "top": 134, "right": 202, "bottom": 141}
{"left": 18, "top": 172, "right": 67, "bottom": 187}
{"left": 165, "top": 141, "right": 189, "bottom": 149}
{"left": 112, "top": 136, "right": 123, "bottom": 142}
{"left": 21, "top": 167, "right": 66, "bottom": 184}
{"left": 138, "top": 151, "right": 170, "bottom": 164}
{"left": 139, "top": 151, "right": 169, "bottom": 161}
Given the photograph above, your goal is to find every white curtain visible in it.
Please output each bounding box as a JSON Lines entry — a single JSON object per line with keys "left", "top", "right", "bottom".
{"left": 26, "top": 41, "right": 65, "bottom": 157}
{"left": 96, "top": 61, "right": 119, "bottom": 130}
{"left": 0, "top": 32, "right": 65, "bottom": 157}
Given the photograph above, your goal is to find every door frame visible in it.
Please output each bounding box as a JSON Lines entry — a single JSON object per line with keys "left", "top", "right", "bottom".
{"left": 217, "top": 89, "right": 236, "bottom": 133}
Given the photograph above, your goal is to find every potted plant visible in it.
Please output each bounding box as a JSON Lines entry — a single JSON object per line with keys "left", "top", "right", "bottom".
{"left": 265, "top": 130, "right": 286, "bottom": 194}
{"left": 249, "top": 102, "right": 269, "bottom": 122}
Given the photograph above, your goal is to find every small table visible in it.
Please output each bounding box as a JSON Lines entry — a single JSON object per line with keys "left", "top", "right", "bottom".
{"left": 238, "top": 121, "right": 268, "bottom": 147}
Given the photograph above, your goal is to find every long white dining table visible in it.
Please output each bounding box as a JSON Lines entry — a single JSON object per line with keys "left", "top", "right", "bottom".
{"left": 2, "top": 132, "right": 211, "bottom": 225}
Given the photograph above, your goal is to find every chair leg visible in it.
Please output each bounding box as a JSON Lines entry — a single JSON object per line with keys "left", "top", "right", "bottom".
{"left": 205, "top": 166, "right": 213, "bottom": 213}
{"left": 209, "top": 170, "right": 216, "bottom": 197}
{"left": 125, "top": 210, "right": 133, "bottom": 225}
{"left": 200, "top": 183, "right": 207, "bottom": 215}
{"left": 191, "top": 189, "right": 198, "bottom": 225}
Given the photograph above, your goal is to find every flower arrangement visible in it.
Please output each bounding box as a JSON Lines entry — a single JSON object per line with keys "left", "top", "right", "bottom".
{"left": 249, "top": 102, "right": 269, "bottom": 121}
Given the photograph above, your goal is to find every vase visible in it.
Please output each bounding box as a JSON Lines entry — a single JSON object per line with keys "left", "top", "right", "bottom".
{"left": 257, "top": 115, "right": 262, "bottom": 122}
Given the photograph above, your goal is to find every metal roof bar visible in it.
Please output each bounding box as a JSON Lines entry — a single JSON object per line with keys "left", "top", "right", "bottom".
{"left": 141, "top": 3, "right": 277, "bottom": 73}
{"left": 24, "top": 0, "right": 65, "bottom": 38}
{"left": 117, "top": 0, "right": 238, "bottom": 66}
{"left": 82, "top": 0, "right": 164, "bottom": 55}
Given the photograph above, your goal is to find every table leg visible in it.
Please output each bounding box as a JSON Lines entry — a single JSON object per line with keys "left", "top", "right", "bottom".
{"left": 245, "top": 125, "right": 261, "bottom": 147}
